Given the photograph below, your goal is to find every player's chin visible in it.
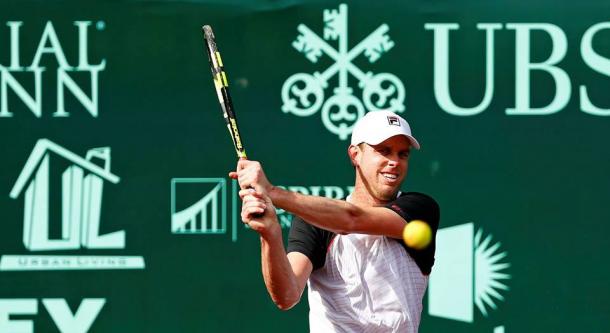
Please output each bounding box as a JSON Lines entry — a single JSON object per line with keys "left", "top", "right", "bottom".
{"left": 377, "top": 186, "right": 400, "bottom": 202}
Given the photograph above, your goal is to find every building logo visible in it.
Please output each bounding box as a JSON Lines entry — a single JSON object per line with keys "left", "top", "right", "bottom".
{"left": 281, "top": 3, "right": 405, "bottom": 140}
{"left": 428, "top": 222, "right": 510, "bottom": 331}
{"left": 2, "top": 139, "right": 145, "bottom": 271}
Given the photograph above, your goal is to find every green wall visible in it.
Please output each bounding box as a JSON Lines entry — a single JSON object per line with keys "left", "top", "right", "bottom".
{"left": 0, "top": 0, "right": 609, "bottom": 331}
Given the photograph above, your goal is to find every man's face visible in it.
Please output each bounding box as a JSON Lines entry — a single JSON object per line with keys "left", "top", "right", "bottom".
{"left": 353, "top": 135, "right": 411, "bottom": 202}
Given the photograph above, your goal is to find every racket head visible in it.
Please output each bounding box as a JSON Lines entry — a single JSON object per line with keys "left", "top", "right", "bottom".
{"left": 202, "top": 25, "right": 247, "bottom": 159}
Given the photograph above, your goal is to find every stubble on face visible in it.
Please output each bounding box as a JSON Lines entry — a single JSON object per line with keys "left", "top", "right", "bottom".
{"left": 352, "top": 136, "right": 411, "bottom": 205}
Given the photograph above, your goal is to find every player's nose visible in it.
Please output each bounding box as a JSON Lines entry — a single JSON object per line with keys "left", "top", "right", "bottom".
{"left": 386, "top": 154, "right": 400, "bottom": 166}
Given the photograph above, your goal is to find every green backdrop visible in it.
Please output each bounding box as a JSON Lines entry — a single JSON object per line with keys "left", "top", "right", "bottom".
{"left": 1, "top": 0, "right": 609, "bottom": 332}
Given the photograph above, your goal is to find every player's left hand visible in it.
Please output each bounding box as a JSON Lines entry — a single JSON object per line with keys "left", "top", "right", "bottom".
{"left": 240, "top": 189, "right": 280, "bottom": 240}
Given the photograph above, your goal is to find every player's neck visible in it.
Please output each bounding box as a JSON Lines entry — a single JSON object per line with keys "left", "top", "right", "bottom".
{"left": 350, "top": 180, "right": 395, "bottom": 207}
{"left": 349, "top": 189, "right": 382, "bottom": 206}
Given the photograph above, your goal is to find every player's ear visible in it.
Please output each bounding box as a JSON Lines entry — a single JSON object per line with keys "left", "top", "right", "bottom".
{"left": 348, "top": 145, "right": 360, "bottom": 167}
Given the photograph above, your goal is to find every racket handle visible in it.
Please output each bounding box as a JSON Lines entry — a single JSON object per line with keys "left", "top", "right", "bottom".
{"left": 249, "top": 186, "right": 265, "bottom": 219}
{"left": 237, "top": 157, "right": 265, "bottom": 218}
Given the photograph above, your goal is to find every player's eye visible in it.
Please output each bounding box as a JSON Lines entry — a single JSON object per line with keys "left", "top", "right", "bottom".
{"left": 377, "top": 148, "right": 390, "bottom": 155}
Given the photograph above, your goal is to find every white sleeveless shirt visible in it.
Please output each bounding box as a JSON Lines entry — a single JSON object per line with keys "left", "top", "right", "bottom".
{"left": 307, "top": 232, "right": 428, "bottom": 332}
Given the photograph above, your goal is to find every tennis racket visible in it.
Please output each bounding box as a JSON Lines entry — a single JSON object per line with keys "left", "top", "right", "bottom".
{"left": 202, "top": 25, "right": 265, "bottom": 217}
{"left": 202, "top": 25, "right": 248, "bottom": 160}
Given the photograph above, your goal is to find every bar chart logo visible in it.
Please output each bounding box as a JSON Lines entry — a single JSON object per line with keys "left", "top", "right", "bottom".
{"left": 170, "top": 181, "right": 353, "bottom": 243}
{"left": 428, "top": 222, "right": 510, "bottom": 330}
{"left": 171, "top": 178, "right": 227, "bottom": 235}
{"left": 2, "top": 139, "right": 145, "bottom": 271}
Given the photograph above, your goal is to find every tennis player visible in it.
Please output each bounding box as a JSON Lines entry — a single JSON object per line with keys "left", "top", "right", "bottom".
{"left": 233, "top": 111, "right": 439, "bottom": 332}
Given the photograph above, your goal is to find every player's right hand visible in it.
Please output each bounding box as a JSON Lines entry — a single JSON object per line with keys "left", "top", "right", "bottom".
{"left": 231, "top": 159, "right": 273, "bottom": 194}
{"left": 240, "top": 189, "right": 280, "bottom": 239}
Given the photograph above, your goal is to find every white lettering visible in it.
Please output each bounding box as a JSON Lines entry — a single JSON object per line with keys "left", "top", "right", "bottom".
{"left": 505, "top": 23, "right": 571, "bottom": 115}
{"left": 43, "top": 298, "right": 105, "bottom": 333}
{"left": 75, "top": 21, "right": 106, "bottom": 70}
{"left": 0, "top": 299, "right": 105, "bottom": 333}
{"left": 0, "top": 299, "right": 37, "bottom": 333}
{"left": 30, "top": 21, "right": 70, "bottom": 69}
{"left": 7, "top": 21, "right": 23, "bottom": 70}
{"left": 0, "top": 21, "right": 104, "bottom": 118}
{"left": 286, "top": 186, "right": 310, "bottom": 195}
{"left": 55, "top": 66, "right": 104, "bottom": 117}
{"left": 425, "top": 23, "right": 501, "bottom": 116}
{"left": 580, "top": 22, "right": 610, "bottom": 116}
{"left": 0, "top": 68, "right": 43, "bottom": 117}
{"left": 323, "top": 186, "right": 345, "bottom": 199}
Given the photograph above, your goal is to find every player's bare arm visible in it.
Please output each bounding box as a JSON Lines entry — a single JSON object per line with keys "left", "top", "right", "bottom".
{"left": 233, "top": 132, "right": 415, "bottom": 240}
{"left": 241, "top": 191, "right": 312, "bottom": 310}
{"left": 241, "top": 188, "right": 406, "bottom": 239}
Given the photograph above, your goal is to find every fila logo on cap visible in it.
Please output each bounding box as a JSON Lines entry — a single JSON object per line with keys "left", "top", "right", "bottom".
{"left": 387, "top": 116, "right": 401, "bottom": 126}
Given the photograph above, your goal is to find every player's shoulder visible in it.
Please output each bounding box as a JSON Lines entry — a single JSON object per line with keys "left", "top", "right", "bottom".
{"left": 290, "top": 215, "right": 336, "bottom": 241}
{"left": 288, "top": 215, "right": 336, "bottom": 270}
{"left": 390, "top": 191, "right": 440, "bottom": 228}
{"left": 396, "top": 191, "right": 439, "bottom": 208}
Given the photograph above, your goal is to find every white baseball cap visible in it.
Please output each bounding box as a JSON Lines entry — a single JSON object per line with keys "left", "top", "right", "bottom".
{"left": 350, "top": 111, "right": 420, "bottom": 149}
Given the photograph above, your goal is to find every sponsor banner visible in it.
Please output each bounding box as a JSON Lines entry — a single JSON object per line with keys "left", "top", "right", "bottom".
{"left": 0, "top": 1, "right": 608, "bottom": 332}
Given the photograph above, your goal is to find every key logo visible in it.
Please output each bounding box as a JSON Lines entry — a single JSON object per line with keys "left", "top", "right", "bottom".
{"left": 281, "top": 3, "right": 405, "bottom": 140}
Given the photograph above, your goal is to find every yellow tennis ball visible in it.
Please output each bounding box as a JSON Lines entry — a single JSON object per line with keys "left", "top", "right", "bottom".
{"left": 402, "top": 220, "right": 432, "bottom": 250}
